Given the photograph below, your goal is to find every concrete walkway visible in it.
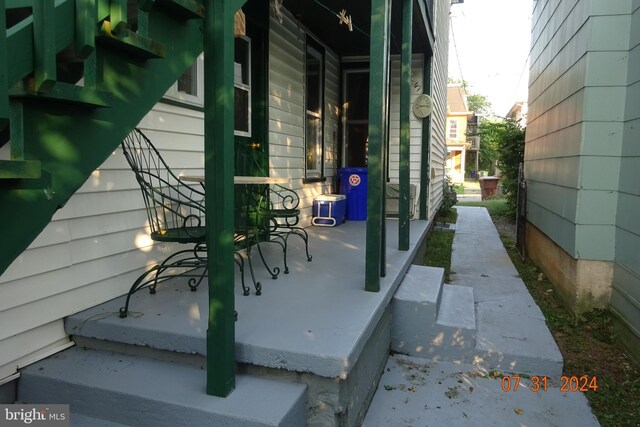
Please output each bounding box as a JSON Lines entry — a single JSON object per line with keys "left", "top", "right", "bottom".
{"left": 364, "top": 206, "right": 600, "bottom": 426}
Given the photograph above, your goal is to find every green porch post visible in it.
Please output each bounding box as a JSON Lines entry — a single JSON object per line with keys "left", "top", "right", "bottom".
{"left": 204, "top": 0, "right": 242, "bottom": 397}
{"left": 0, "top": 0, "right": 7, "bottom": 120}
{"left": 365, "top": 0, "right": 391, "bottom": 292}
{"left": 419, "top": 56, "right": 432, "bottom": 220}
{"left": 399, "top": 0, "right": 413, "bottom": 251}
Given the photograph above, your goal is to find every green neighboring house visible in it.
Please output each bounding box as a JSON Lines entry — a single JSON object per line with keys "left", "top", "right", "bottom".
{"left": 525, "top": 0, "right": 640, "bottom": 360}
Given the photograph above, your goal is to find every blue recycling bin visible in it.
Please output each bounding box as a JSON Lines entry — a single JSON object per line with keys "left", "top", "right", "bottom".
{"left": 338, "top": 167, "right": 368, "bottom": 220}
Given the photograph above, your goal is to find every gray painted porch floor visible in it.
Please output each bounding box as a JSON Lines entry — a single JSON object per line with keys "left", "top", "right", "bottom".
{"left": 66, "top": 220, "right": 428, "bottom": 379}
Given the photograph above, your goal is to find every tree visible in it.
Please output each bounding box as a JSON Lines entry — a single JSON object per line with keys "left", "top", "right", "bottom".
{"left": 478, "top": 118, "right": 525, "bottom": 215}
{"left": 467, "top": 94, "right": 491, "bottom": 115}
{"left": 495, "top": 119, "right": 525, "bottom": 215}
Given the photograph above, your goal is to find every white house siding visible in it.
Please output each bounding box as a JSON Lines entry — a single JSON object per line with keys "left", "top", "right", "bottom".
{"left": 388, "top": 56, "right": 427, "bottom": 219}
{"left": 0, "top": 103, "right": 207, "bottom": 382}
{"left": 268, "top": 11, "right": 339, "bottom": 224}
{"left": 428, "top": 0, "right": 451, "bottom": 220}
{"left": 611, "top": 0, "right": 640, "bottom": 352}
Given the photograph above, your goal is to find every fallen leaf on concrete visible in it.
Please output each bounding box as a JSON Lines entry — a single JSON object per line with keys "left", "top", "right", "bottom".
{"left": 514, "top": 408, "right": 524, "bottom": 415}
{"left": 445, "top": 387, "right": 459, "bottom": 399}
{"left": 469, "top": 386, "right": 474, "bottom": 393}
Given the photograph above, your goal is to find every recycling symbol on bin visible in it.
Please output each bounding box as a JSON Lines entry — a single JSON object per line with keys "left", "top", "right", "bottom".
{"left": 349, "top": 174, "right": 361, "bottom": 186}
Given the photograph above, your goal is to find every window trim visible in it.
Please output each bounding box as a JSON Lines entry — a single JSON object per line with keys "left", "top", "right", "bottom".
{"left": 234, "top": 35, "right": 252, "bottom": 137}
{"left": 164, "top": 53, "right": 204, "bottom": 107}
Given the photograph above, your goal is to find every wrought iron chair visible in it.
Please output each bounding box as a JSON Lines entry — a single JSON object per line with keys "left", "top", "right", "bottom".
{"left": 236, "top": 144, "right": 312, "bottom": 275}
{"left": 119, "top": 129, "right": 251, "bottom": 318}
{"left": 258, "top": 183, "right": 312, "bottom": 273}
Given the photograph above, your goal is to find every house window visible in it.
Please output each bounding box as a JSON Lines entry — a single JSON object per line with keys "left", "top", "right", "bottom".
{"left": 449, "top": 119, "right": 458, "bottom": 139}
{"left": 165, "top": 54, "right": 204, "bottom": 107}
{"left": 305, "top": 39, "right": 324, "bottom": 178}
{"left": 234, "top": 36, "right": 251, "bottom": 136}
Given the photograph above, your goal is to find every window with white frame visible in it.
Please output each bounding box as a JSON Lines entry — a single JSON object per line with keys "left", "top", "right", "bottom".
{"left": 234, "top": 36, "right": 251, "bottom": 136}
{"left": 448, "top": 118, "right": 458, "bottom": 139}
{"left": 164, "top": 53, "right": 204, "bottom": 107}
{"left": 305, "top": 39, "right": 324, "bottom": 178}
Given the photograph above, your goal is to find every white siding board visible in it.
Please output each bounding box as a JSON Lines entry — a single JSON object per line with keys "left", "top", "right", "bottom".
{"left": 268, "top": 102, "right": 305, "bottom": 125}
{"left": 426, "top": 1, "right": 451, "bottom": 219}
{"left": 387, "top": 56, "right": 426, "bottom": 205}
{"left": 0, "top": 322, "right": 70, "bottom": 381}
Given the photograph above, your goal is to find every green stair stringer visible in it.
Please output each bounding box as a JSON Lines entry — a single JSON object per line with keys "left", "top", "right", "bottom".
{"left": 0, "top": 7, "right": 204, "bottom": 276}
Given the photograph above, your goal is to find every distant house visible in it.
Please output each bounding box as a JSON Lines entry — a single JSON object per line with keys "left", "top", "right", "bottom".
{"left": 506, "top": 101, "right": 528, "bottom": 126}
{"left": 446, "top": 84, "right": 479, "bottom": 183}
{"left": 525, "top": 0, "right": 639, "bottom": 360}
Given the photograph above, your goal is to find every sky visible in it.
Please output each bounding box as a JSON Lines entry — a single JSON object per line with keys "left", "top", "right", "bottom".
{"left": 448, "top": 0, "right": 534, "bottom": 116}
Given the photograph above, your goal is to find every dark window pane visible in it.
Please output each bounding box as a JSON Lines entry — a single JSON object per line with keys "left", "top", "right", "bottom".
{"left": 345, "top": 73, "right": 369, "bottom": 120}
{"left": 346, "top": 123, "right": 368, "bottom": 167}
{"left": 177, "top": 64, "right": 196, "bottom": 96}
{"left": 306, "top": 115, "right": 321, "bottom": 170}
{"left": 235, "top": 87, "right": 249, "bottom": 133}
{"left": 306, "top": 53, "right": 321, "bottom": 114}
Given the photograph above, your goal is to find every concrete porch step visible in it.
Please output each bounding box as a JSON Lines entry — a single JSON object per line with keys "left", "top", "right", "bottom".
{"left": 18, "top": 346, "right": 307, "bottom": 427}
{"left": 391, "top": 266, "right": 476, "bottom": 361}
{"left": 434, "top": 284, "right": 476, "bottom": 358}
{"left": 71, "top": 414, "right": 130, "bottom": 427}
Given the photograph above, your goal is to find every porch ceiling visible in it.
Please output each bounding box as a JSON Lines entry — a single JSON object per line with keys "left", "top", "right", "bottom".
{"left": 282, "top": 0, "right": 432, "bottom": 57}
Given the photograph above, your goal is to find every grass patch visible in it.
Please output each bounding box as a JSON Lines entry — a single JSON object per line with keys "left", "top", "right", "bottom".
{"left": 453, "top": 185, "right": 465, "bottom": 194}
{"left": 421, "top": 230, "right": 454, "bottom": 283}
{"left": 458, "top": 197, "right": 511, "bottom": 218}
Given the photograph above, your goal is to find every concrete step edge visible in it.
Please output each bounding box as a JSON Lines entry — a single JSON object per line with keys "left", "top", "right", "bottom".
{"left": 19, "top": 346, "right": 307, "bottom": 427}
{"left": 436, "top": 284, "right": 475, "bottom": 331}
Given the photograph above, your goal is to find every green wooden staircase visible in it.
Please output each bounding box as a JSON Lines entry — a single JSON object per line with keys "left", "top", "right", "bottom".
{"left": 0, "top": 0, "right": 205, "bottom": 275}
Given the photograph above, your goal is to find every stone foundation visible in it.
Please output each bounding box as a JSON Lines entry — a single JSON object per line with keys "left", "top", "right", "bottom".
{"left": 526, "top": 222, "right": 612, "bottom": 314}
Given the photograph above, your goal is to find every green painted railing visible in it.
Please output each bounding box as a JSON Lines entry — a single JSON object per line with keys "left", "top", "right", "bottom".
{"left": 0, "top": 0, "right": 203, "bottom": 273}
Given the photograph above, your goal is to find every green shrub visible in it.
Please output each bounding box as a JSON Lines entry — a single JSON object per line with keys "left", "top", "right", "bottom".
{"left": 437, "top": 180, "right": 458, "bottom": 221}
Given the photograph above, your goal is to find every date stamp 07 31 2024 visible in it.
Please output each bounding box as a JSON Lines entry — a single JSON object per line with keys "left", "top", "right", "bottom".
{"left": 500, "top": 375, "right": 598, "bottom": 393}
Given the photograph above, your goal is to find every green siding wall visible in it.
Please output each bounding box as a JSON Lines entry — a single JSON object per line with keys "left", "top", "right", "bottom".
{"left": 526, "top": 0, "right": 630, "bottom": 261}
{"left": 612, "top": 1, "right": 640, "bottom": 343}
